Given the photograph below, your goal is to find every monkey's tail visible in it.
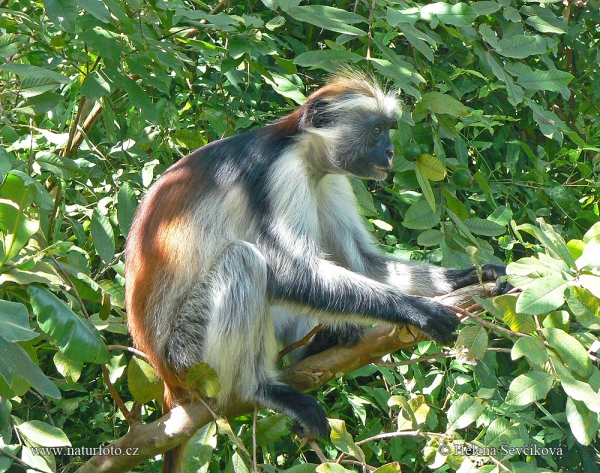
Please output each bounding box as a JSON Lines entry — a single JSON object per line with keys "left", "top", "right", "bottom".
{"left": 162, "top": 388, "right": 187, "bottom": 473}
{"left": 163, "top": 445, "right": 186, "bottom": 473}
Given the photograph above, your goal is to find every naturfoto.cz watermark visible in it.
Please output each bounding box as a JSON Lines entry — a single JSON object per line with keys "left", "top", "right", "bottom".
{"left": 438, "top": 442, "right": 564, "bottom": 457}
{"left": 31, "top": 446, "right": 139, "bottom": 456}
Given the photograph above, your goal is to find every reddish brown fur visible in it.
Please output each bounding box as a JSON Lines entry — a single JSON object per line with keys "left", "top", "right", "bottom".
{"left": 126, "top": 161, "right": 202, "bottom": 406}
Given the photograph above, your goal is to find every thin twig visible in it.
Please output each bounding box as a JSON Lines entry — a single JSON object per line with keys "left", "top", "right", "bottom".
{"left": 309, "top": 440, "right": 329, "bottom": 463}
{"left": 278, "top": 324, "right": 323, "bottom": 359}
{"left": 252, "top": 404, "right": 259, "bottom": 473}
{"left": 449, "top": 304, "right": 526, "bottom": 339}
{"left": 63, "top": 96, "right": 86, "bottom": 157}
{"left": 101, "top": 365, "right": 134, "bottom": 425}
{"left": 0, "top": 448, "right": 49, "bottom": 473}
{"left": 107, "top": 344, "right": 149, "bottom": 361}
{"left": 341, "top": 459, "right": 376, "bottom": 471}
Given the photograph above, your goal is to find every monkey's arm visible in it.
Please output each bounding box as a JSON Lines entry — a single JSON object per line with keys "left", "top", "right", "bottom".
{"left": 317, "top": 176, "right": 507, "bottom": 297}
{"left": 260, "top": 236, "right": 459, "bottom": 344}
{"left": 363, "top": 245, "right": 508, "bottom": 297}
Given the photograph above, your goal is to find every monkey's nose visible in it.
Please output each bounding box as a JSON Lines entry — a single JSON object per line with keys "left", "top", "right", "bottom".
{"left": 386, "top": 148, "right": 394, "bottom": 159}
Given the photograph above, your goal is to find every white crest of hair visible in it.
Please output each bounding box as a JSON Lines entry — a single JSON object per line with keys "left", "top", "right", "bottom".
{"left": 327, "top": 68, "right": 400, "bottom": 118}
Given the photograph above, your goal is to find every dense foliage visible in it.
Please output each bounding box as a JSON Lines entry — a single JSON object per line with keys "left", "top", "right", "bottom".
{"left": 0, "top": 0, "right": 599, "bottom": 472}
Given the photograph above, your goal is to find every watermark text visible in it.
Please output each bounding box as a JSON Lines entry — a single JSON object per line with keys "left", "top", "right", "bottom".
{"left": 31, "top": 446, "right": 139, "bottom": 457}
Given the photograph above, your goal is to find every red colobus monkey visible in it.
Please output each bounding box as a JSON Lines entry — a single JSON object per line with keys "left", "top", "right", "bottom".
{"left": 125, "top": 71, "right": 506, "bottom": 471}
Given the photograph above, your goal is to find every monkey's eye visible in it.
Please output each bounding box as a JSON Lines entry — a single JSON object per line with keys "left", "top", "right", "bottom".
{"left": 373, "top": 126, "right": 383, "bottom": 136}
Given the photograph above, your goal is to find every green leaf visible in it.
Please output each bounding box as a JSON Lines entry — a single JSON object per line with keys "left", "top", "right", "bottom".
{"left": 420, "top": 2, "right": 476, "bottom": 27}
{"left": 80, "top": 27, "right": 122, "bottom": 64}
{"left": 567, "top": 287, "right": 600, "bottom": 329}
{"left": 329, "top": 419, "right": 365, "bottom": 462}
{"left": 117, "top": 182, "right": 137, "bottom": 238}
{"left": 91, "top": 208, "right": 115, "bottom": 264}
{"left": 526, "top": 101, "right": 568, "bottom": 142}
{"left": 456, "top": 325, "right": 488, "bottom": 361}
{"left": 415, "top": 166, "right": 436, "bottom": 212}
{"left": 493, "top": 35, "right": 546, "bottom": 59}
{"left": 0, "top": 33, "right": 18, "bottom": 58}
{"left": 184, "top": 421, "right": 217, "bottom": 470}
{"left": 515, "top": 273, "right": 569, "bottom": 315}
{"left": 417, "top": 229, "right": 444, "bottom": 247}
{"left": 127, "top": 357, "right": 164, "bottom": 404}
{"left": 403, "top": 199, "right": 440, "bottom": 230}
{"left": 370, "top": 58, "right": 422, "bottom": 99}
{"left": 316, "top": 463, "right": 352, "bottom": 473}
{"left": 505, "top": 63, "right": 573, "bottom": 93}
{"left": 417, "top": 153, "right": 446, "bottom": 181}
{"left": 484, "top": 418, "right": 518, "bottom": 447}
{"left": 36, "top": 152, "right": 81, "bottom": 180}
{"left": 77, "top": 0, "right": 111, "bottom": 23}
{"left": 386, "top": 7, "right": 420, "bottom": 26}
{"left": 0, "top": 336, "right": 61, "bottom": 399}
{"left": 0, "top": 300, "right": 38, "bottom": 342}
{"left": 263, "top": 74, "right": 306, "bottom": 105}
{"left": 230, "top": 452, "right": 250, "bottom": 473}
{"left": 16, "top": 420, "right": 70, "bottom": 447}
{"left": 481, "top": 51, "right": 523, "bottom": 106}
{"left": 372, "top": 463, "right": 401, "bottom": 473}
{"left": 542, "top": 328, "right": 592, "bottom": 378}
{"left": 2, "top": 63, "right": 71, "bottom": 85}
{"left": 53, "top": 351, "right": 83, "bottom": 383}
{"left": 349, "top": 178, "right": 377, "bottom": 216}
{"left": 81, "top": 71, "right": 112, "bottom": 99}
{"left": 294, "top": 50, "right": 363, "bottom": 73}
{"left": 446, "top": 393, "right": 485, "bottom": 431}
{"left": 463, "top": 218, "right": 505, "bottom": 237}
{"left": 566, "top": 397, "right": 598, "bottom": 446}
{"left": 122, "top": 77, "right": 158, "bottom": 123}
{"left": 253, "top": 414, "right": 288, "bottom": 446}
{"left": 28, "top": 285, "right": 109, "bottom": 364}
{"left": 43, "top": 0, "right": 78, "bottom": 32}
{"left": 287, "top": 6, "right": 366, "bottom": 36}
{"left": 0, "top": 174, "right": 39, "bottom": 263}
{"left": 172, "top": 129, "right": 208, "bottom": 150}
{"left": 494, "top": 295, "right": 536, "bottom": 333}
{"left": 471, "top": 1, "right": 501, "bottom": 16}
{"left": 505, "top": 371, "right": 554, "bottom": 407}
{"left": 522, "top": 5, "right": 567, "bottom": 34}
{"left": 185, "top": 362, "right": 221, "bottom": 398}
{"left": 417, "top": 92, "right": 469, "bottom": 118}
{"left": 511, "top": 336, "right": 548, "bottom": 365}
{"left": 554, "top": 363, "right": 600, "bottom": 413}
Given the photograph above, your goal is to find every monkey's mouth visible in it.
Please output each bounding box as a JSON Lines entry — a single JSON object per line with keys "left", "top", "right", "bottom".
{"left": 372, "top": 165, "right": 392, "bottom": 179}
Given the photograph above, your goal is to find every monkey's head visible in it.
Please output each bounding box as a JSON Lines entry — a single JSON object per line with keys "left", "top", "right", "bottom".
{"left": 300, "top": 71, "right": 399, "bottom": 180}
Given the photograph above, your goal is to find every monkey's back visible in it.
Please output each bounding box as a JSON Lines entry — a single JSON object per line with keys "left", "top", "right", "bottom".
{"left": 125, "top": 127, "right": 297, "bottom": 380}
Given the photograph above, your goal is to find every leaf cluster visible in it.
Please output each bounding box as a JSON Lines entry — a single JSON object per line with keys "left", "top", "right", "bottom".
{"left": 0, "top": 0, "right": 599, "bottom": 472}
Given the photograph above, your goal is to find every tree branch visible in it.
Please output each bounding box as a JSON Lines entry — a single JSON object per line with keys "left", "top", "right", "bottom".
{"left": 76, "top": 282, "right": 498, "bottom": 473}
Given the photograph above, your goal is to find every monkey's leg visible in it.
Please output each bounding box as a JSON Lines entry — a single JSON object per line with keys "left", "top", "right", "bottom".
{"left": 169, "top": 241, "right": 329, "bottom": 438}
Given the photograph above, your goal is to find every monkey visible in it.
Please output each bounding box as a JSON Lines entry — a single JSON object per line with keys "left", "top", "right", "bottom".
{"left": 125, "top": 70, "right": 507, "bottom": 471}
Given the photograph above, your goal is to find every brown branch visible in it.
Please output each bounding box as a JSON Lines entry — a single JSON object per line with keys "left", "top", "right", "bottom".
{"left": 102, "top": 365, "right": 135, "bottom": 425}
{"left": 63, "top": 96, "right": 87, "bottom": 157}
{"left": 76, "top": 282, "right": 499, "bottom": 473}
{"left": 66, "top": 102, "right": 104, "bottom": 158}
{"left": 107, "top": 344, "right": 150, "bottom": 361}
{"left": 278, "top": 324, "right": 323, "bottom": 360}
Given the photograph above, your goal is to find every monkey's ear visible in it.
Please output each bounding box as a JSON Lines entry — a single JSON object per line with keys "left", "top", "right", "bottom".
{"left": 304, "top": 99, "right": 332, "bottom": 128}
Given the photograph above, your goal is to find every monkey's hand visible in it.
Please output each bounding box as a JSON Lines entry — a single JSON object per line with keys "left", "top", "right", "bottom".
{"left": 403, "top": 296, "right": 461, "bottom": 346}
{"left": 449, "top": 263, "right": 512, "bottom": 296}
{"left": 480, "top": 263, "right": 513, "bottom": 295}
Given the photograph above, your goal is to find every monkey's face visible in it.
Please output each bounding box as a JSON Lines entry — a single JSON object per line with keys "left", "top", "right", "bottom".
{"left": 340, "top": 118, "right": 395, "bottom": 180}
